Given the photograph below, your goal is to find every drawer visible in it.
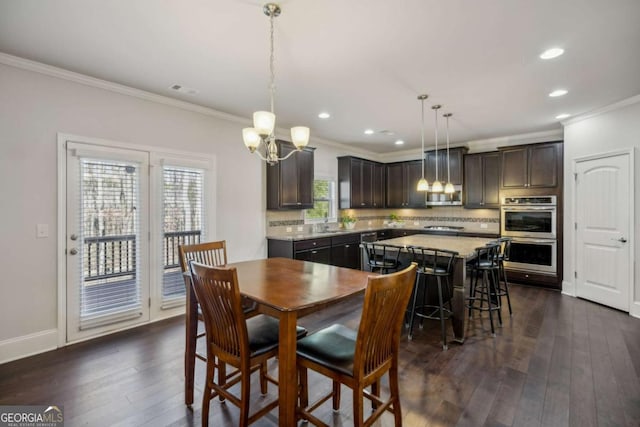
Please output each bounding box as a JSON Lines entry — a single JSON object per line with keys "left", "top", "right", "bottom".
{"left": 331, "top": 233, "right": 360, "bottom": 246}
{"left": 294, "top": 237, "right": 332, "bottom": 251}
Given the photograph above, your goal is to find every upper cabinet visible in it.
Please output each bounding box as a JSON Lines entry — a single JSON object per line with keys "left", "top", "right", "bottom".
{"left": 266, "top": 140, "right": 315, "bottom": 210}
{"left": 464, "top": 152, "right": 500, "bottom": 209}
{"left": 338, "top": 156, "right": 385, "bottom": 209}
{"left": 425, "top": 147, "right": 467, "bottom": 185}
{"left": 500, "top": 142, "right": 563, "bottom": 190}
{"left": 385, "top": 160, "right": 426, "bottom": 208}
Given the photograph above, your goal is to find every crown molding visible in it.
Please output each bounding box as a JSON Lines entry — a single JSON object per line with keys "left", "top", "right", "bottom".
{"left": 562, "top": 93, "right": 640, "bottom": 126}
{"left": 0, "top": 51, "right": 383, "bottom": 158}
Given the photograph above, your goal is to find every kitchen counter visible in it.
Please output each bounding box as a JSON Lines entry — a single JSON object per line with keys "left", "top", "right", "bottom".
{"left": 376, "top": 234, "right": 494, "bottom": 259}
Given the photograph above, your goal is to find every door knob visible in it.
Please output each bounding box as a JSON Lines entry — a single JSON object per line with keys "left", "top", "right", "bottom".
{"left": 70, "top": 234, "right": 78, "bottom": 241}
{"left": 69, "top": 248, "right": 78, "bottom": 255}
{"left": 618, "top": 237, "right": 628, "bottom": 243}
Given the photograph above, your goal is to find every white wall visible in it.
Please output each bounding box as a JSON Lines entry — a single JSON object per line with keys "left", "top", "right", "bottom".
{"left": 562, "top": 96, "right": 640, "bottom": 316}
{"left": 0, "top": 59, "right": 328, "bottom": 360}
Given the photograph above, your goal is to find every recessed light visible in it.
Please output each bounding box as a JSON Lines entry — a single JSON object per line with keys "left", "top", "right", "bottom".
{"left": 394, "top": 140, "right": 404, "bottom": 145}
{"left": 169, "top": 84, "right": 198, "bottom": 95}
{"left": 549, "top": 89, "right": 568, "bottom": 97}
{"left": 379, "top": 130, "right": 395, "bottom": 136}
{"left": 540, "top": 48, "right": 564, "bottom": 60}
{"left": 555, "top": 113, "right": 571, "bottom": 120}
{"left": 318, "top": 112, "right": 330, "bottom": 119}
{"left": 364, "top": 129, "right": 374, "bottom": 135}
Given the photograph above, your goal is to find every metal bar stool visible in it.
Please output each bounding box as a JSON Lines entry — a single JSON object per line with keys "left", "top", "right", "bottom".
{"left": 362, "top": 242, "right": 403, "bottom": 274}
{"left": 467, "top": 243, "right": 502, "bottom": 337}
{"left": 407, "top": 246, "right": 458, "bottom": 350}
{"left": 496, "top": 237, "right": 513, "bottom": 316}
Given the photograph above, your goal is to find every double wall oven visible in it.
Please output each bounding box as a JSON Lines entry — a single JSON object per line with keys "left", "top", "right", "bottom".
{"left": 500, "top": 196, "right": 557, "bottom": 275}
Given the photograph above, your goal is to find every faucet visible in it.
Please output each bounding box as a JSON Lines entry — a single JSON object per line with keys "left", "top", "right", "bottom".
{"left": 322, "top": 213, "right": 329, "bottom": 232}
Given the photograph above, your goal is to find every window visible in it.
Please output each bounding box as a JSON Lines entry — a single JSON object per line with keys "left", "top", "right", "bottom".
{"left": 305, "top": 178, "right": 337, "bottom": 223}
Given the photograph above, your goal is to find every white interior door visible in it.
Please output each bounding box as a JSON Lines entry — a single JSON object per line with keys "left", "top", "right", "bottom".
{"left": 66, "top": 142, "right": 150, "bottom": 342}
{"left": 575, "top": 152, "right": 632, "bottom": 311}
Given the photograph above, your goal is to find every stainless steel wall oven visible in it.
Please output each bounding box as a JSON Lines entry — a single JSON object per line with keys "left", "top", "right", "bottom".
{"left": 501, "top": 196, "right": 557, "bottom": 275}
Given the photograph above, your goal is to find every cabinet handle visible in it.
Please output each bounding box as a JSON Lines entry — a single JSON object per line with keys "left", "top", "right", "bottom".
{"left": 297, "top": 202, "right": 302, "bottom": 205}
{"left": 361, "top": 203, "right": 365, "bottom": 206}
{"left": 311, "top": 250, "right": 318, "bottom": 254}
{"left": 345, "top": 245, "right": 350, "bottom": 248}
{"left": 313, "top": 242, "right": 316, "bottom": 246}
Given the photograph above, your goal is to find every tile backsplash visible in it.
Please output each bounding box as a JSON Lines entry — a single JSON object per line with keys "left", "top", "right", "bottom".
{"left": 267, "top": 207, "right": 500, "bottom": 236}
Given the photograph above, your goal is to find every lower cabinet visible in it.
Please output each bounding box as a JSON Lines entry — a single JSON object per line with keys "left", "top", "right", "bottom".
{"left": 330, "top": 234, "right": 361, "bottom": 269}
{"left": 295, "top": 246, "right": 331, "bottom": 264}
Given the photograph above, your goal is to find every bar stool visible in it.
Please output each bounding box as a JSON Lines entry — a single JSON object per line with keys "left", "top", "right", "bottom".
{"left": 496, "top": 237, "right": 513, "bottom": 316}
{"left": 407, "top": 247, "right": 458, "bottom": 350}
{"left": 362, "top": 242, "right": 402, "bottom": 274}
{"left": 467, "top": 243, "right": 501, "bottom": 337}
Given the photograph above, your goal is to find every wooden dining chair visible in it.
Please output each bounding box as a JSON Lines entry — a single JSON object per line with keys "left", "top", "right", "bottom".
{"left": 189, "top": 262, "right": 307, "bottom": 426}
{"left": 296, "top": 263, "right": 417, "bottom": 427}
{"left": 178, "top": 240, "right": 229, "bottom": 407}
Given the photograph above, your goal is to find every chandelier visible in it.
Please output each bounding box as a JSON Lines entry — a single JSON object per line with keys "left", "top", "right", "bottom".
{"left": 242, "top": 3, "right": 310, "bottom": 165}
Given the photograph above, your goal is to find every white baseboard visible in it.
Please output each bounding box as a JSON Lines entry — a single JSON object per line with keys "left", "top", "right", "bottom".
{"left": 630, "top": 301, "right": 640, "bottom": 319}
{"left": 561, "top": 280, "right": 576, "bottom": 297}
{"left": 0, "top": 329, "right": 58, "bottom": 364}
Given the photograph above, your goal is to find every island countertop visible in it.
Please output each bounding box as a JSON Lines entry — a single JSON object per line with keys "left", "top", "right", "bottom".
{"left": 377, "top": 234, "right": 496, "bottom": 259}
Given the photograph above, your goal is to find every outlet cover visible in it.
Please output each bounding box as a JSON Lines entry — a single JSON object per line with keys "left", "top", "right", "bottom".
{"left": 286, "top": 227, "right": 293, "bottom": 232}
{"left": 480, "top": 223, "right": 488, "bottom": 229}
{"left": 297, "top": 226, "right": 304, "bottom": 232}
{"left": 36, "top": 223, "right": 49, "bottom": 238}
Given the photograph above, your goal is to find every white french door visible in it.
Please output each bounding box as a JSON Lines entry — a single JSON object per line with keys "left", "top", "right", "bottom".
{"left": 66, "top": 142, "right": 150, "bottom": 341}
{"left": 575, "top": 151, "right": 633, "bottom": 311}
{"left": 63, "top": 140, "right": 213, "bottom": 343}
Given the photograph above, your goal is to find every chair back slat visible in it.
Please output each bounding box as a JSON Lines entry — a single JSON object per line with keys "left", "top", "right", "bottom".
{"left": 189, "top": 262, "right": 248, "bottom": 362}
{"left": 353, "top": 263, "right": 417, "bottom": 378}
{"left": 472, "top": 243, "right": 500, "bottom": 268}
{"left": 178, "top": 240, "right": 227, "bottom": 272}
{"left": 496, "top": 237, "right": 511, "bottom": 260}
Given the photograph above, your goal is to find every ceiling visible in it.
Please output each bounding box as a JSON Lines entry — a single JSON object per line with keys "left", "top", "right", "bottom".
{"left": 1, "top": 0, "right": 639, "bottom": 154}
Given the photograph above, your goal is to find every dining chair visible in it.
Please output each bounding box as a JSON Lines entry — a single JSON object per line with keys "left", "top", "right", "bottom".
{"left": 361, "top": 242, "right": 403, "bottom": 274}
{"left": 189, "top": 262, "right": 307, "bottom": 427}
{"left": 407, "top": 247, "right": 458, "bottom": 350}
{"left": 179, "top": 240, "right": 229, "bottom": 406}
{"left": 296, "top": 263, "right": 417, "bottom": 427}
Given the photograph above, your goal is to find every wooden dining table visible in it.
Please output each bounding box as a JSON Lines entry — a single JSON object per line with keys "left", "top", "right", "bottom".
{"left": 184, "top": 257, "right": 375, "bottom": 426}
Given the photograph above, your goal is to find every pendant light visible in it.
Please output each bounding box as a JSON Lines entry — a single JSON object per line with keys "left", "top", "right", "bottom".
{"left": 431, "top": 105, "right": 443, "bottom": 193}
{"left": 241, "top": 3, "right": 310, "bottom": 165}
{"left": 416, "top": 94, "right": 429, "bottom": 191}
{"left": 443, "top": 112, "right": 455, "bottom": 194}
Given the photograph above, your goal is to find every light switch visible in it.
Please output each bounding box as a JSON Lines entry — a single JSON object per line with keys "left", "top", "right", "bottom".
{"left": 36, "top": 223, "right": 49, "bottom": 238}
{"left": 297, "top": 226, "right": 304, "bottom": 232}
{"left": 480, "top": 223, "right": 488, "bottom": 229}
{"left": 286, "top": 227, "right": 293, "bottom": 232}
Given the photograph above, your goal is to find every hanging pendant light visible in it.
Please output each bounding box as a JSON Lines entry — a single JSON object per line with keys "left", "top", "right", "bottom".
{"left": 416, "top": 94, "right": 429, "bottom": 191}
{"left": 443, "top": 112, "right": 455, "bottom": 194}
{"left": 242, "top": 3, "right": 310, "bottom": 165}
{"left": 431, "top": 105, "right": 443, "bottom": 193}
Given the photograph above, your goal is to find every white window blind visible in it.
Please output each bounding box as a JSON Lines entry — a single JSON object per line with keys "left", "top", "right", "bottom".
{"left": 161, "top": 166, "right": 205, "bottom": 303}
{"left": 79, "top": 159, "right": 142, "bottom": 328}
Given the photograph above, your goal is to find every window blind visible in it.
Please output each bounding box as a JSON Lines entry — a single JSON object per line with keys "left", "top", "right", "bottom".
{"left": 79, "top": 159, "right": 142, "bottom": 328}
{"left": 161, "top": 166, "right": 205, "bottom": 303}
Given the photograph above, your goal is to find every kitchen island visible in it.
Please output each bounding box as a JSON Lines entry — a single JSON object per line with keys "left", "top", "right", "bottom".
{"left": 377, "top": 234, "right": 496, "bottom": 343}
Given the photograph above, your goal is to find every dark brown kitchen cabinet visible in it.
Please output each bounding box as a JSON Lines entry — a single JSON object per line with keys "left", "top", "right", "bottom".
{"left": 500, "top": 142, "right": 562, "bottom": 190}
{"left": 330, "top": 233, "right": 361, "bottom": 269}
{"left": 464, "top": 152, "right": 500, "bottom": 208}
{"left": 338, "top": 156, "right": 385, "bottom": 209}
{"left": 385, "top": 160, "right": 426, "bottom": 208}
{"left": 425, "top": 147, "right": 467, "bottom": 185}
{"left": 293, "top": 237, "right": 331, "bottom": 264}
{"left": 266, "top": 140, "right": 314, "bottom": 210}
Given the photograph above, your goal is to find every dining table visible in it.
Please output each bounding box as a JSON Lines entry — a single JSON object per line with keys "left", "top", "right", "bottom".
{"left": 184, "top": 256, "right": 375, "bottom": 427}
{"left": 375, "top": 233, "right": 496, "bottom": 343}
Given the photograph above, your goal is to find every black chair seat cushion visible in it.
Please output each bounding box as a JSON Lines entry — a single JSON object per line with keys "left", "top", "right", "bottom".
{"left": 296, "top": 324, "right": 356, "bottom": 376}
{"left": 247, "top": 315, "right": 307, "bottom": 357}
{"left": 419, "top": 266, "right": 449, "bottom": 276}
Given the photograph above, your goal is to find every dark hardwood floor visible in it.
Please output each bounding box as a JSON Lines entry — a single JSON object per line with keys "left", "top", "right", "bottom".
{"left": 1, "top": 284, "right": 639, "bottom": 426}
